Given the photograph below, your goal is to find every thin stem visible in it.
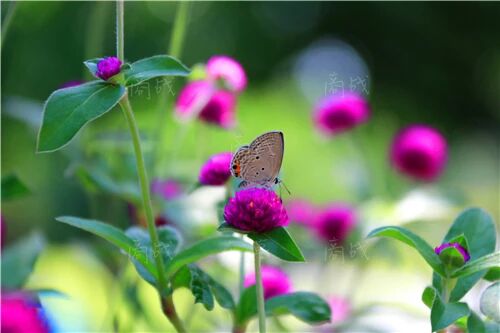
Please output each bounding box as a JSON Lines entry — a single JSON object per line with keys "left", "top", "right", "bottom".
{"left": 253, "top": 242, "right": 266, "bottom": 333}
{"left": 116, "top": 0, "right": 124, "bottom": 61}
{"left": 1, "top": 1, "right": 18, "bottom": 48}
{"left": 239, "top": 241, "right": 246, "bottom": 296}
{"left": 168, "top": 1, "right": 190, "bottom": 59}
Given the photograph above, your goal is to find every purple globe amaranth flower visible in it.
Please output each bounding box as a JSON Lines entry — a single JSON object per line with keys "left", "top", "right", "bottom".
{"left": 206, "top": 55, "right": 247, "bottom": 93}
{"left": 244, "top": 265, "right": 292, "bottom": 300}
{"left": 435, "top": 242, "right": 470, "bottom": 262}
{"left": 151, "top": 179, "right": 183, "bottom": 200}
{"left": 390, "top": 125, "right": 448, "bottom": 181}
{"left": 286, "top": 199, "right": 317, "bottom": 227}
{"left": 224, "top": 188, "right": 288, "bottom": 233}
{"left": 175, "top": 80, "right": 236, "bottom": 129}
{"left": 313, "top": 203, "right": 357, "bottom": 245}
{"left": 313, "top": 92, "right": 370, "bottom": 136}
{"left": 1, "top": 293, "right": 50, "bottom": 333}
{"left": 96, "top": 56, "right": 122, "bottom": 80}
{"left": 328, "top": 296, "right": 352, "bottom": 324}
{"left": 199, "top": 152, "right": 233, "bottom": 186}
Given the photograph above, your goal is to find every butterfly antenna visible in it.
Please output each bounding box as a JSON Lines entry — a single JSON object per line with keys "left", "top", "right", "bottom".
{"left": 279, "top": 180, "right": 291, "bottom": 195}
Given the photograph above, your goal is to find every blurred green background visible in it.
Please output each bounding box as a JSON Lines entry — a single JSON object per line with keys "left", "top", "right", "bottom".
{"left": 1, "top": 2, "right": 499, "bottom": 332}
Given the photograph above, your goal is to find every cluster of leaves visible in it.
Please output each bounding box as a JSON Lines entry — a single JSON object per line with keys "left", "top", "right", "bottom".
{"left": 368, "top": 208, "right": 500, "bottom": 332}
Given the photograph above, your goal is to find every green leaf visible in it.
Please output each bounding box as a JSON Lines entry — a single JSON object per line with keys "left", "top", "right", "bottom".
{"left": 440, "top": 208, "right": 496, "bottom": 301}
{"left": 422, "top": 286, "right": 436, "bottom": 308}
{"left": 235, "top": 288, "right": 331, "bottom": 326}
{"left": 430, "top": 292, "right": 469, "bottom": 332}
{"left": 56, "top": 216, "right": 156, "bottom": 279}
{"left": 484, "top": 267, "right": 500, "bottom": 282}
{"left": 217, "top": 222, "right": 249, "bottom": 234}
{"left": 265, "top": 292, "right": 331, "bottom": 325}
{"left": 83, "top": 58, "right": 100, "bottom": 78}
{"left": 37, "top": 81, "right": 126, "bottom": 152}
{"left": 125, "top": 226, "right": 181, "bottom": 286}
{"left": 367, "top": 226, "right": 445, "bottom": 275}
{"left": 189, "top": 265, "right": 214, "bottom": 310}
{"left": 165, "top": 236, "right": 252, "bottom": 279}
{"left": 248, "top": 227, "right": 305, "bottom": 262}
{"left": 480, "top": 282, "right": 500, "bottom": 323}
{"left": 468, "top": 311, "right": 486, "bottom": 333}
{"left": 451, "top": 252, "right": 500, "bottom": 278}
{"left": 1, "top": 174, "right": 30, "bottom": 201}
{"left": 124, "top": 55, "right": 190, "bottom": 87}
{"left": 1, "top": 233, "right": 45, "bottom": 289}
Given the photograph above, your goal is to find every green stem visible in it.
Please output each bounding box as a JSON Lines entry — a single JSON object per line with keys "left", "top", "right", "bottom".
{"left": 161, "top": 295, "right": 187, "bottom": 333}
{"left": 116, "top": 0, "right": 124, "bottom": 61}
{"left": 168, "top": 1, "right": 190, "bottom": 59}
{"left": 239, "top": 240, "right": 246, "bottom": 296}
{"left": 1, "top": 1, "right": 18, "bottom": 48}
{"left": 254, "top": 242, "right": 266, "bottom": 333}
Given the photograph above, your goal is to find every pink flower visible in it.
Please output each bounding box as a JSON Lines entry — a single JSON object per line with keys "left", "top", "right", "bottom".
{"left": 328, "top": 296, "right": 351, "bottom": 324}
{"left": 224, "top": 188, "right": 288, "bottom": 233}
{"left": 206, "top": 55, "right": 247, "bottom": 93}
{"left": 151, "top": 179, "right": 183, "bottom": 200}
{"left": 435, "top": 242, "right": 470, "bottom": 262}
{"left": 390, "top": 125, "right": 447, "bottom": 181}
{"left": 1, "top": 293, "right": 50, "bottom": 333}
{"left": 313, "top": 92, "right": 370, "bottom": 136}
{"left": 175, "top": 81, "right": 236, "bottom": 128}
{"left": 199, "top": 152, "right": 233, "bottom": 186}
{"left": 286, "top": 199, "right": 317, "bottom": 226}
{"left": 313, "top": 203, "right": 357, "bottom": 245}
{"left": 96, "top": 56, "right": 122, "bottom": 80}
{"left": 244, "top": 265, "right": 292, "bottom": 299}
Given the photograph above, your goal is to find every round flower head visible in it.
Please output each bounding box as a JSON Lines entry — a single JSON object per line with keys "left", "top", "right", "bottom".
{"left": 199, "top": 152, "right": 233, "bottom": 186}
{"left": 175, "top": 81, "right": 236, "bottom": 128}
{"left": 286, "top": 199, "right": 316, "bottom": 226}
{"left": 151, "top": 179, "right": 183, "bottom": 200}
{"left": 244, "top": 265, "right": 292, "bottom": 299}
{"left": 390, "top": 125, "right": 447, "bottom": 181}
{"left": 313, "top": 92, "right": 370, "bottom": 136}
{"left": 207, "top": 55, "right": 247, "bottom": 93}
{"left": 435, "top": 242, "right": 470, "bottom": 262}
{"left": 313, "top": 203, "right": 356, "bottom": 245}
{"left": 96, "top": 56, "right": 122, "bottom": 80}
{"left": 328, "top": 296, "right": 351, "bottom": 324}
{"left": 224, "top": 188, "right": 288, "bottom": 233}
{"left": 1, "top": 293, "right": 50, "bottom": 333}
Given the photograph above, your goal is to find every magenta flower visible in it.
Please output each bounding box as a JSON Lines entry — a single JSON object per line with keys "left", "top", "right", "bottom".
{"left": 313, "top": 92, "right": 370, "bottom": 136}
{"left": 206, "top": 55, "right": 247, "bottom": 93}
{"left": 1, "top": 293, "right": 50, "bottom": 333}
{"left": 96, "top": 56, "right": 122, "bottom": 80}
{"left": 224, "top": 188, "right": 288, "bottom": 233}
{"left": 244, "top": 265, "right": 292, "bottom": 299}
{"left": 435, "top": 242, "right": 470, "bottom": 262}
{"left": 151, "top": 179, "right": 183, "bottom": 200}
{"left": 390, "top": 125, "right": 448, "bottom": 181}
{"left": 199, "top": 152, "right": 233, "bottom": 186}
{"left": 286, "top": 199, "right": 316, "bottom": 226}
{"left": 313, "top": 203, "right": 357, "bottom": 245}
{"left": 328, "top": 296, "right": 351, "bottom": 324}
{"left": 175, "top": 81, "right": 236, "bottom": 128}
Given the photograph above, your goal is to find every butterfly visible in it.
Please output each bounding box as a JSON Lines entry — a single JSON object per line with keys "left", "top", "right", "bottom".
{"left": 230, "top": 131, "right": 288, "bottom": 191}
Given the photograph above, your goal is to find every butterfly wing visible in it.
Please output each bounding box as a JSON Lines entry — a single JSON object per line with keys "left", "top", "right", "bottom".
{"left": 230, "top": 145, "right": 250, "bottom": 178}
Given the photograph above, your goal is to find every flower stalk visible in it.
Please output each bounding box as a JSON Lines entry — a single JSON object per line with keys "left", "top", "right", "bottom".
{"left": 116, "top": 2, "right": 185, "bottom": 332}
{"left": 253, "top": 241, "right": 266, "bottom": 333}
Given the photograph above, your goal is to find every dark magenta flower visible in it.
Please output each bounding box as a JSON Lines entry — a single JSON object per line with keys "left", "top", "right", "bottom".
{"left": 286, "top": 199, "right": 317, "bottom": 226}
{"left": 390, "top": 125, "right": 448, "bottom": 181}
{"left": 313, "top": 203, "right": 356, "bottom": 245}
{"left": 1, "top": 293, "right": 50, "bottom": 333}
{"left": 151, "top": 179, "right": 183, "bottom": 200}
{"left": 435, "top": 242, "right": 470, "bottom": 262}
{"left": 244, "top": 265, "right": 292, "bottom": 300}
{"left": 328, "top": 296, "right": 351, "bottom": 324}
{"left": 96, "top": 56, "right": 122, "bottom": 80}
{"left": 223, "top": 188, "right": 288, "bottom": 233}
{"left": 313, "top": 92, "right": 370, "bottom": 136}
{"left": 206, "top": 55, "right": 247, "bottom": 93}
{"left": 199, "top": 152, "right": 233, "bottom": 186}
{"left": 175, "top": 81, "right": 236, "bottom": 129}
